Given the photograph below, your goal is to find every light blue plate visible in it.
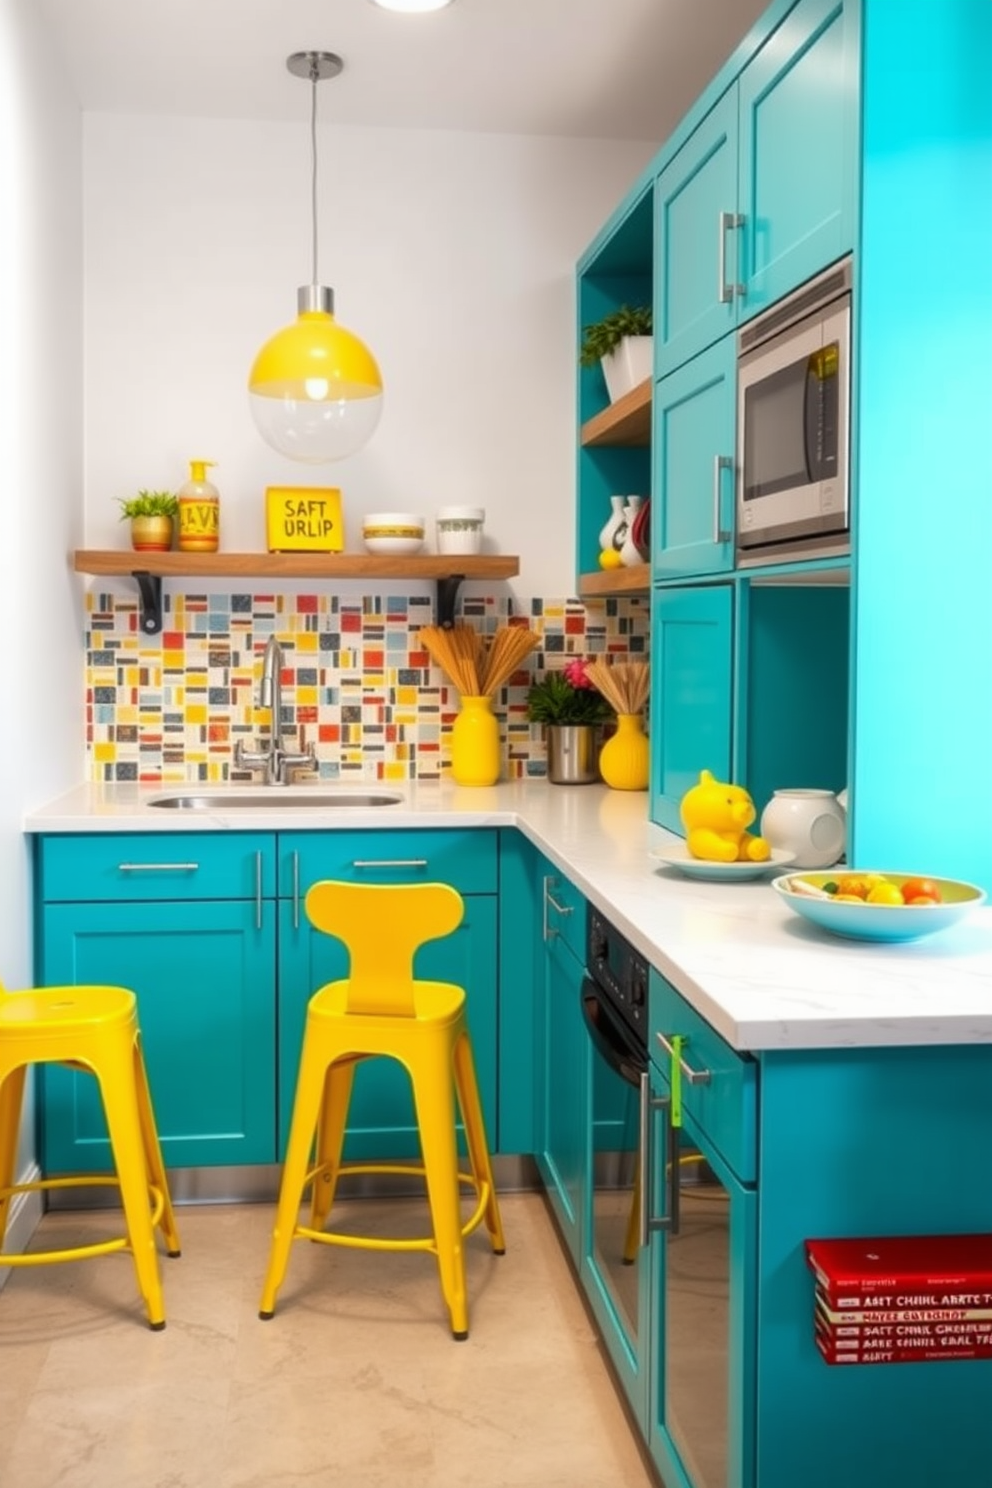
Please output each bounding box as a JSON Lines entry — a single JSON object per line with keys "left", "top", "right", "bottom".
{"left": 771, "top": 871, "right": 986, "bottom": 943}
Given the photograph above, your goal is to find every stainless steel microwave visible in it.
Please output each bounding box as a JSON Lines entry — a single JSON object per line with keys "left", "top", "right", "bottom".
{"left": 736, "top": 257, "right": 852, "bottom": 563}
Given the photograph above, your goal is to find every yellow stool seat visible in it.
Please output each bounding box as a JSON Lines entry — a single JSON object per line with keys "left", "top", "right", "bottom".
{"left": 259, "top": 880, "right": 505, "bottom": 1340}
{"left": 0, "top": 982, "right": 181, "bottom": 1330}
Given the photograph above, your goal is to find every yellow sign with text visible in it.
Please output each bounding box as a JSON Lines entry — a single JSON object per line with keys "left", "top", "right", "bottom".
{"left": 265, "top": 486, "right": 343, "bottom": 553}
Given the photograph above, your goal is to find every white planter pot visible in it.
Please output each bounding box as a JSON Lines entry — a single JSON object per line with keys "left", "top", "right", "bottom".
{"left": 601, "top": 336, "right": 653, "bottom": 404}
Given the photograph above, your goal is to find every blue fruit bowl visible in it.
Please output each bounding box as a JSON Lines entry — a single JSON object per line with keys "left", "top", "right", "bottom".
{"left": 771, "top": 871, "right": 986, "bottom": 943}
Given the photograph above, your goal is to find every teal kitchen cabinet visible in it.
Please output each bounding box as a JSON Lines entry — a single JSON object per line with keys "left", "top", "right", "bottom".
{"left": 655, "top": 90, "right": 739, "bottom": 380}
{"left": 276, "top": 830, "right": 499, "bottom": 1161}
{"left": 655, "top": 0, "right": 859, "bottom": 385}
{"left": 652, "top": 338, "right": 736, "bottom": 581}
{"left": 34, "top": 833, "right": 277, "bottom": 1171}
{"left": 649, "top": 577, "right": 849, "bottom": 836}
{"left": 737, "top": 0, "right": 860, "bottom": 318}
{"left": 649, "top": 585, "right": 734, "bottom": 834}
{"left": 647, "top": 972, "right": 758, "bottom": 1488}
{"left": 534, "top": 864, "right": 589, "bottom": 1267}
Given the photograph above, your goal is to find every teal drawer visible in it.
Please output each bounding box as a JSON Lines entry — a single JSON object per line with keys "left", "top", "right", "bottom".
{"left": 541, "top": 866, "right": 586, "bottom": 966}
{"left": 650, "top": 968, "right": 756, "bottom": 1182}
{"left": 280, "top": 829, "right": 498, "bottom": 899}
{"left": 37, "top": 833, "right": 277, "bottom": 902}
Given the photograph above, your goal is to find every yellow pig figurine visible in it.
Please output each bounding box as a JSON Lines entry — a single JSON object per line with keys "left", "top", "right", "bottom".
{"left": 679, "top": 769, "right": 771, "bottom": 863}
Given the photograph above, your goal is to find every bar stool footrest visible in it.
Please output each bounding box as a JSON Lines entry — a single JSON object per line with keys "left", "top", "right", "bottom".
{"left": 298, "top": 1160, "right": 491, "bottom": 1254}
{"left": 0, "top": 1174, "right": 168, "bottom": 1266}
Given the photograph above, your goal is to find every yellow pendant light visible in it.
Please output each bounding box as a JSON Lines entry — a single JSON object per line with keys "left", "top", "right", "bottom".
{"left": 248, "top": 51, "right": 383, "bottom": 463}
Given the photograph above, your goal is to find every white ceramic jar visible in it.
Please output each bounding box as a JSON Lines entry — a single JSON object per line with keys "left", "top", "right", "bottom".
{"left": 760, "top": 788, "right": 847, "bottom": 869}
{"left": 436, "top": 506, "right": 484, "bottom": 555}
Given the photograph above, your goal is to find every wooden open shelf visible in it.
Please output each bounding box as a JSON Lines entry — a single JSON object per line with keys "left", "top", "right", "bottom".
{"left": 577, "top": 562, "right": 650, "bottom": 598}
{"left": 73, "top": 550, "right": 520, "bottom": 633}
{"left": 73, "top": 551, "right": 518, "bottom": 582}
{"left": 579, "top": 378, "right": 651, "bottom": 448}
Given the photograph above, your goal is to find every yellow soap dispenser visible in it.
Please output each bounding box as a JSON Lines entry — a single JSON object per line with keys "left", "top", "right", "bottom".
{"left": 178, "top": 460, "right": 220, "bottom": 552}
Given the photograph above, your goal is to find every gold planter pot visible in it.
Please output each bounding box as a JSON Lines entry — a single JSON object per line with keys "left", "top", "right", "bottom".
{"left": 130, "top": 516, "right": 174, "bottom": 553}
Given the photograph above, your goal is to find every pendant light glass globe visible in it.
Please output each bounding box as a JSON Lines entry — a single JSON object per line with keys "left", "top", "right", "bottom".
{"left": 249, "top": 287, "right": 383, "bottom": 463}
{"left": 248, "top": 51, "right": 383, "bottom": 464}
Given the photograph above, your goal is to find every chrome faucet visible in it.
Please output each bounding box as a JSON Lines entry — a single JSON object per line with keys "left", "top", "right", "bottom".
{"left": 235, "top": 636, "right": 316, "bottom": 786}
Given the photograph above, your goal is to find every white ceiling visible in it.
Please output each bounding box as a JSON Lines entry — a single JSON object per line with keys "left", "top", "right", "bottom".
{"left": 37, "top": 0, "right": 769, "bottom": 141}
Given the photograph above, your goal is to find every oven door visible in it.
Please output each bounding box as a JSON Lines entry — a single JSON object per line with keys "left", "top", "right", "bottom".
{"left": 580, "top": 978, "right": 650, "bottom": 1418}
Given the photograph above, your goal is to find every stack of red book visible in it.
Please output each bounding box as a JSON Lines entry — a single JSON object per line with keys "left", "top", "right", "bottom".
{"left": 806, "top": 1233, "right": 992, "bottom": 1366}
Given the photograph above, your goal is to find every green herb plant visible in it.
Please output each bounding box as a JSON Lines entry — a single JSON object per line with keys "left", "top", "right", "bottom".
{"left": 579, "top": 305, "right": 653, "bottom": 369}
{"left": 117, "top": 490, "right": 179, "bottom": 520}
{"left": 526, "top": 660, "right": 613, "bottom": 726}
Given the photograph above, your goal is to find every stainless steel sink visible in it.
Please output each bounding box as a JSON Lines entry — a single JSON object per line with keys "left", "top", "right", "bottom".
{"left": 147, "top": 790, "right": 403, "bottom": 811}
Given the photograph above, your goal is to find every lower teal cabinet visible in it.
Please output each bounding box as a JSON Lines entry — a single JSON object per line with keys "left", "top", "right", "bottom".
{"left": 276, "top": 830, "right": 499, "bottom": 1160}
{"left": 37, "top": 898, "right": 277, "bottom": 1170}
{"left": 649, "top": 583, "right": 733, "bottom": 833}
{"left": 534, "top": 865, "right": 588, "bottom": 1266}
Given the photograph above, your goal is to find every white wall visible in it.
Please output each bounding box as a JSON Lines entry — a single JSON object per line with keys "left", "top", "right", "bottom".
{"left": 82, "top": 114, "right": 653, "bottom": 599}
{"left": 0, "top": 0, "right": 83, "bottom": 1202}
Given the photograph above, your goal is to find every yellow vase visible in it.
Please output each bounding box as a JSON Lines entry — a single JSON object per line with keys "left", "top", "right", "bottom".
{"left": 451, "top": 695, "right": 500, "bottom": 786}
{"left": 599, "top": 712, "right": 649, "bottom": 791}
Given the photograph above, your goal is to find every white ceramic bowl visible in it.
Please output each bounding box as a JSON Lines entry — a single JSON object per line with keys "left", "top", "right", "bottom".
{"left": 362, "top": 512, "right": 425, "bottom": 556}
{"left": 772, "top": 871, "right": 986, "bottom": 943}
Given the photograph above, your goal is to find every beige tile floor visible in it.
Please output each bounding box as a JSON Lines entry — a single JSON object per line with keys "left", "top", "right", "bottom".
{"left": 0, "top": 1192, "right": 660, "bottom": 1488}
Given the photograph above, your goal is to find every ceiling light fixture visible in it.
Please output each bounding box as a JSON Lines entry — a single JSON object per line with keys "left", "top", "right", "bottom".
{"left": 248, "top": 51, "right": 383, "bottom": 463}
{"left": 370, "top": 0, "right": 455, "bottom": 12}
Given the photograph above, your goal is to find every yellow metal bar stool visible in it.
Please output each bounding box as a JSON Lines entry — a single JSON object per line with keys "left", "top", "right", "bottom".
{"left": 259, "top": 880, "right": 505, "bottom": 1339}
{"left": 0, "top": 982, "right": 181, "bottom": 1330}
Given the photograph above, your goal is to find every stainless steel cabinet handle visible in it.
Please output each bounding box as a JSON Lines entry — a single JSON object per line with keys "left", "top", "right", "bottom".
{"left": 351, "top": 858, "right": 429, "bottom": 869}
{"left": 292, "top": 850, "right": 300, "bottom": 931}
{"left": 255, "top": 850, "right": 263, "bottom": 931}
{"left": 655, "top": 1031, "right": 712, "bottom": 1085}
{"left": 712, "top": 454, "right": 733, "bottom": 545}
{"left": 118, "top": 862, "right": 199, "bottom": 872}
{"left": 542, "top": 875, "right": 572, "bottom": 941}
{"left": 718, "top": 210, "right": 742, "bottom": 303}
{"left": 638, "top": 1072, "right": 679, "bottom": 1247}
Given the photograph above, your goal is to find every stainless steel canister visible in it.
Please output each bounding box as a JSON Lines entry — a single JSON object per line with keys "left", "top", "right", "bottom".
{"left": 545, "top": 725, "right": 601, "bottom": 785}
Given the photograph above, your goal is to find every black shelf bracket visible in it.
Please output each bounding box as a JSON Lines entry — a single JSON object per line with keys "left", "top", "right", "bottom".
{"left": 133, "top": 571, "right": 164, "bottom": 635}
{"left": 435, "top": 574, "right": 465, "bottom": 629}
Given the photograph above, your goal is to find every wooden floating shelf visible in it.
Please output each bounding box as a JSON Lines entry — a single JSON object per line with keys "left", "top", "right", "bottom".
{"left": 578, "top": 563, "right": 650, "bottom": 598}
{"left": 73, "top": 551, "right": 521, "bottom": 633}
{"left": 73, "top": 551, "right": 519, "bottom": 581}
{"left": 580, "top": 378, "right": 651, "bottom": 448}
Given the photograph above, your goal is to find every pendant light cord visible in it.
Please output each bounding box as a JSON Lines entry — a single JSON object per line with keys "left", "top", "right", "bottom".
{"left": 309, "top": 57, "right": 320, "bottom": 288}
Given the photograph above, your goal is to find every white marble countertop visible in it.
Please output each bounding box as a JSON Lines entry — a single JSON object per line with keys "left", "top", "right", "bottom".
{"left": 25, "top": 779, "right": 992, "bottom": 1053}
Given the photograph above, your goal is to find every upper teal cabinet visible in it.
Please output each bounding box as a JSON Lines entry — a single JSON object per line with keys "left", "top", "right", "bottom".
{"left": 655, "top": 90, "right": 739, "bottom": 379}
{"left": 738, "top": 0, "right": 860, "bottom": 316}
{"left": 655, "top": 0, "right": 859, "bottom": 382}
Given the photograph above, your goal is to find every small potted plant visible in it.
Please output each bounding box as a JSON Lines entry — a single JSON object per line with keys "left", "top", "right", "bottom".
{"left": 526, "top": 659, "right": 613, "bottom": 785}
{"left": 117, "top": 490, "right": 179, "bottom": 552}
{"left": 579, "top": 304, "right": 653, "bottom": 404}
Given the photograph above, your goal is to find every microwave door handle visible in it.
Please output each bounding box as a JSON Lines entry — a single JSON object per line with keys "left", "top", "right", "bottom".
{"left": 804, "top": 354, "right": 818, "bottom": 479}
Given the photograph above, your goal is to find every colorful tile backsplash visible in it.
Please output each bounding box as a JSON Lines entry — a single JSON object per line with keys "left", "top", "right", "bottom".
{"left": 85, "top": 588, "right": 649, "bottom": 783}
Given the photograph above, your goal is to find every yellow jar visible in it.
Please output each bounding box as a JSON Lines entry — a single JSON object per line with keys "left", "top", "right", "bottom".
{"left": 450, "top": 696, "right": 500, "bottom": 786}
{"left": 177, "top": 459, "right": 220, "bottom": 553}
{"left": 599, "top": 713, "right": 649, "bottom": 791}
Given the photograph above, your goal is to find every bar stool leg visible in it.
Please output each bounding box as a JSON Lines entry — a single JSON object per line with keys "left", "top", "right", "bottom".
{"left": 0, "top": 1064, "right": 27, "bottom": 1251}
{"left": 309, "top": 1057, "right": 357, "bottom": 1231}
{"left": 411, "top": 1033, "right": 469, "bottom": 1340}
{"left": 453, "top": 1032, "right": 505, "bottom": 1254}
{"left": 97, "top": 1031, "right": 167, "bottom": 1330}
{"left": 133, "top": 1039, "right": 181, "bottom": 1257}
{"left": 260, "top": 1027, "right": 329, "bottom": 1319}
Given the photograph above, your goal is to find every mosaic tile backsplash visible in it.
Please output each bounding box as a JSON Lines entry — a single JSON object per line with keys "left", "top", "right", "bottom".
{"left": 85, "top": 589, "right": 649, "bottom": 784}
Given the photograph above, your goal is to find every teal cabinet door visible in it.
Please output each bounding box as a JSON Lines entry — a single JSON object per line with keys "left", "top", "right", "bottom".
{"left": 277, "top": 895, "right": 498, "bottom": 1162}
{"left": 738, "top": 0, "right": 859, "bottom": 316}
{"left": 38, "top": 899, "right": 276, "bottom": 1170}
{"left": 535, "top": 869, "right": 588, "bottom": 1266}
{"left": 649, "top": 585, "right": 733, "bottom": 834}
{"left": 655, "top": 89, "right": 739, "bottom": 379}
{"left": 653, "top": 337, "right": 736, "bottom": 581}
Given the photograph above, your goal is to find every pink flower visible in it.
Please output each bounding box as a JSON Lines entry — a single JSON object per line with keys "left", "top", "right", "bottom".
{"left": 562, "top": 658, "right": 595, "bottom": 690}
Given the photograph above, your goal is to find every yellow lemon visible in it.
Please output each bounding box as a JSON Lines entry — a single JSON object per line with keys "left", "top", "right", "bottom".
{"left": 599, "top": 548, "right": 623, "bottom": 570}
{"left": 866, "top": 881, "right": 905, "bottom": 906}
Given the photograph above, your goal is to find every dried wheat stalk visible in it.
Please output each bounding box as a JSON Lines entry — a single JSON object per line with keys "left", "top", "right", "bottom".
{"left": 583, "top": 658, "right": 650, "bottom": 715}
